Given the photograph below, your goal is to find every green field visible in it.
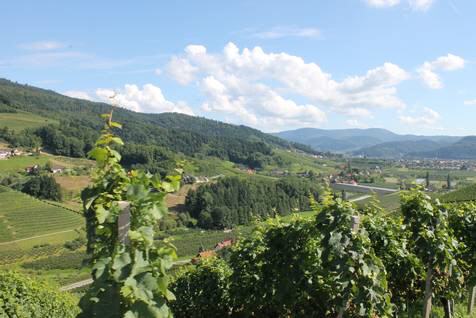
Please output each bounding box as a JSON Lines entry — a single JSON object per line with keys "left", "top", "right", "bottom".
{"left": 0, "top": 187, "right": 83, "bottom": 244}
{"left": 0, "top": 112, "right": 57, "bottom": 132}
{"left": 0, "top": 155, "right": 50, "bottom": 173}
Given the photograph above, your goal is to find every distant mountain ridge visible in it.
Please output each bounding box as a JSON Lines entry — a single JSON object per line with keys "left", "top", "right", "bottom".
{"left": 275, "top": 127, "right": 472, "bottom": 159}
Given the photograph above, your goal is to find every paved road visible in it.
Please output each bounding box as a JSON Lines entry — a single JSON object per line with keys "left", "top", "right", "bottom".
{"left": 349, "top": 195, "right": 372, "bottom": 202}
{"left": 60, "top": 258, "right": 192, "bottom": 291}
{"left": 331, "top": 183, "right": 398, "bottom": 195}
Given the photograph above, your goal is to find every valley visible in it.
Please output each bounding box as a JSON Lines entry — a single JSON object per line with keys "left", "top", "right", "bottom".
{"left": 0, "top": 79, "right": 475, "bottom": 317}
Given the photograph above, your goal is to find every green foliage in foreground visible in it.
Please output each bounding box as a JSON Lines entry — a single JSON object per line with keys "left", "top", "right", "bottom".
{"left": 0, "top": 270, "right": 79, "bottom": 317}
{"left": 78, "top": 113, "right": 180, "bottom": 318}
{"left": 170, "top": 189, "right": 476, "bottom": 318}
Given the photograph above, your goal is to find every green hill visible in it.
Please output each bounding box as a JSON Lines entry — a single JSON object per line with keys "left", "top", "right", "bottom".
{"left": 0, "top": 186, "right": 83, "bottom": 243}
{"left": 439, "top": 183, "right": 476, "bottom": 202}
{"left": 412, "top": 136, "right": 476, "bottom": 159}
{"left": 0, "top": 78, "right": 315, "bottom": 170}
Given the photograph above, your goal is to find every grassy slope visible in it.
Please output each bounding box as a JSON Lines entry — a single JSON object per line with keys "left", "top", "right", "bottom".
{"left": 0, "top": 112, "right": 58, "bottom": 131}
{"left": 0, "top": 187, "right": 83, "bottom": 244}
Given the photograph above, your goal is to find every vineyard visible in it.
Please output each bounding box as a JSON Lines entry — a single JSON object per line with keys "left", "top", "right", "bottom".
{"left": 0, "top": 186, "right": 83, "bottom": 243}
{"left": 440, "top": 183, "right": 476, "bottom": 202}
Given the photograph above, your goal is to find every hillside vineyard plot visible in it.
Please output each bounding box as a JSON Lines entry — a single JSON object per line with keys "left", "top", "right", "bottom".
{"left": 0, "top": 188, "right": 83, "bottom": 242}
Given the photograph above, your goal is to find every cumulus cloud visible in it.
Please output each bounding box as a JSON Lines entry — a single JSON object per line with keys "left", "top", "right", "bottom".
{"left": 19, "top": 41, "right": 66, "bottom": 51}
{"left": 95, "top": 84, "right": 194, "bottom": 115}
{"left": 366, "top": 0, "right": 400, "bottom": 8}
{"left": 63, "top": 90, "right": 94, "bottom": 101}
{"left": 399, "top": 107, "right": 440, "bottom": 125}
{"left": 166, "top": 42, "right": 408, "bottom": 130}
{"left": 251, "top": 26, "right": 321, "bottom": 39}
{"left": 417, "top": 54, "right": 465, "bottom": 89}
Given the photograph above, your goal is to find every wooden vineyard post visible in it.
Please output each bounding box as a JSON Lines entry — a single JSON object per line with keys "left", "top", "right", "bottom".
{"left": 351, "top": 215, "right": 360, "bottom": 233}
{"left": 118, "top": 201, "right": 130, "bottom": 245}
{"left": 423, "top": 267, "right": 433, "bottom": 318}
{"left": 469, "top": 285, "right": 476, "bottom": 315}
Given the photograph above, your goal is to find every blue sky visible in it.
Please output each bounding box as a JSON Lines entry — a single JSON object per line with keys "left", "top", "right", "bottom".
{"left": 0, "top": 0, "right": 475, "bottom": 135}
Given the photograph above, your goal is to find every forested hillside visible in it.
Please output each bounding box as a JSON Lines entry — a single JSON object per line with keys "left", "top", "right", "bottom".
{"left": 353, "top": 139, "right": 444, "bottom": 158}
{"left": 0, "top": 79, "right": 315, "bottom": 172}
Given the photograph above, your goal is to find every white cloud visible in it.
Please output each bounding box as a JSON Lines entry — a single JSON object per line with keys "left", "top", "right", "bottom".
{"left": 338, "top": 107, "right": 373, "bottom": 118}
{"left": 251, "top": 26, "right": 321, "bottom": 39}
{"left": 346, "top": 119, "right": 369, "bottom": 128}
{"left": 399, "top": 107, "right": 440, "bottom": 125}
{"left": 95, "top": 84, "right": 194, "bottom": 115}
{"left": 464, "top": 99, "right": 476, "bottom": 106}
{"left": 19, "top": 41, "right": 65, "bottom": 51}
{"left": 166, "top": 56, "right": 198, "bottom": 85}
{"left": 166, "top": 42, "right": 408, "bottom": 130}
{"left": 366, "top": 0, "right": 400, "bottom": 8}
{"left": 63, "top": 90, "right": 94, "bottom": 101}
{"left": 367, "top": 0, "right": 435, "bottom": 10}
{"left": 431, "top": 53, "right": 465, "bottom": 70}
{"left": 408, "top": 0, "right": 435, "bottom": 11}
{"left": 417, "top": 54, "right": 464, "bottom": 89}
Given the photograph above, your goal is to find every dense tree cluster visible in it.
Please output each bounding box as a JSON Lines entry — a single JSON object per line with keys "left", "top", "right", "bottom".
{"left": 185, "top": 176, "right": 320, "bottom": 229}
{"left": 22, "top": 175, "right": 62, "bottom": 201}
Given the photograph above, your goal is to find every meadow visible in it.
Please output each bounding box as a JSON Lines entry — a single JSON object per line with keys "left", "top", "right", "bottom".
{"left": 0, "top": 112, "right": 57, "bottom": 131}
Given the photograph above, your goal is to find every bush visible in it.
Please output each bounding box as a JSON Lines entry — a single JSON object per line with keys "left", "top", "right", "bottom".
{"left": 64, "top": 236, "right": 86, "bottom": 251}
{"left": 0, "top": 270, "right": 79, "bottom": 317}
